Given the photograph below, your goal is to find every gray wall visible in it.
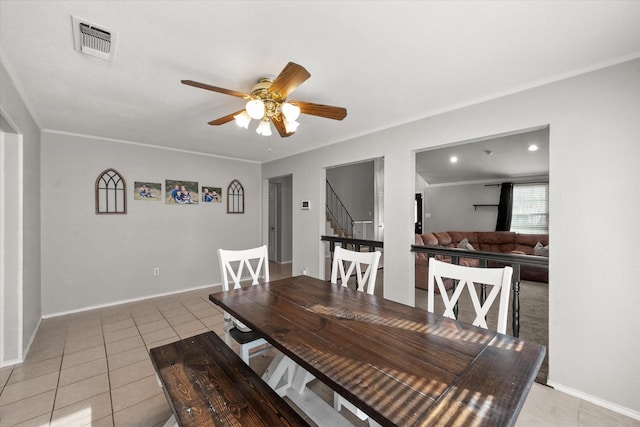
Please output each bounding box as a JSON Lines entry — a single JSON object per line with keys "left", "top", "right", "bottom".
{"left": 423, "top": 177, "right": 550, "bottom": 233}
{"left": 0, "top": 59, "right": 41, "bottom": 364}
{"left": 262, "top": 59, "right": 640, "bottom": 416}
{"left": 1, "top": 130, "right": 21, "bottom": 364}
{"left": 423, "top": 183, "right": 500, "bottom": 232}
{"left": 326, "top": 161, "right": 374, "bottom": 221}
{"left": 41, "top": 131, "right": 262, "bottom": 315}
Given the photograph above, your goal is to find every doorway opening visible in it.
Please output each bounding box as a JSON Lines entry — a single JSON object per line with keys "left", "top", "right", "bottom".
{"left": 267, "top": 175, "right": 292, "bottom": 273}
{"left": 324, "top": 158, "right": 384, "bottom": 291}
{"left": 414, "top": 126, "right": 550, "bottom": 384}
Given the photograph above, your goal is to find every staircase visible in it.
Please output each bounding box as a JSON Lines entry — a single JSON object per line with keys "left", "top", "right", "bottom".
{"left": 326, "top": 212, "right": 347, "bottom": 237}
{"left": 326, "top": 180, "right": 353, "bottom": 238}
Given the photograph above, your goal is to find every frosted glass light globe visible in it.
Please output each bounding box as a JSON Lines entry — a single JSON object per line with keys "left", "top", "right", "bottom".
{"left": 284, "top": 118, "right": 300, "bottom": 133}
{"left": 233, "top": 111, "right": 251, "bottom": 129}
{"left": 282, "top": 102, "right": 301, "bottom": 121}
{"left": 246, "top": 99, "right": 265, "bottom": 119}
{"left": 256, "top": 120, "right": 272, "bottom": 136}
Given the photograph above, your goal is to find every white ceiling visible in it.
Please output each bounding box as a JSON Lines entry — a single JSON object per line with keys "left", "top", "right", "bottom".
{"left": 416, "top": 127, "right": 550, "bottom": 185}
{"left": 1, "top": 1, "right": 639, "bottom": 164}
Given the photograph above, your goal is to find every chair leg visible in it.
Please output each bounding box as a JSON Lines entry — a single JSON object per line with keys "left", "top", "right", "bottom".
{"left": 333, "top": 391, "right": 342, "bottom": 412}
{"left": 241, "top": 344, "right": 250, "bottom": 364}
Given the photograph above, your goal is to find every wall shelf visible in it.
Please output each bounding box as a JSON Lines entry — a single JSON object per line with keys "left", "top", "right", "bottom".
{"left": 473, "top": 204, "right": 499, "bottom": 210}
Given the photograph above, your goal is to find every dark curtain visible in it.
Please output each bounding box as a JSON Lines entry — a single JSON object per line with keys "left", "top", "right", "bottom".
{"left": 495, "top": 182, "right": 513, "bottom": 231}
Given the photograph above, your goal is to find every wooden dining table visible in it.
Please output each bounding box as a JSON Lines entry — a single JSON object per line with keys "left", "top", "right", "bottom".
{"left": 209, "top": 275, "right": 545, "bottom": 427}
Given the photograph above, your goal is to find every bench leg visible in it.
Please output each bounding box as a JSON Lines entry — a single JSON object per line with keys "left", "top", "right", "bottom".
{"left": 156, "top": 374, "right": 179, "bottom": 426}
{"left": 162, "top": 414, "right": 178, "bottom": 427}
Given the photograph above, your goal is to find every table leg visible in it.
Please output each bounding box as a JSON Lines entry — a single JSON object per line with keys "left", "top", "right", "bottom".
{"left": 292, "top": 365, "right": 315, "bottom": 393}
{"left": 262, "top": 352, "right": 295, "bottom": 396}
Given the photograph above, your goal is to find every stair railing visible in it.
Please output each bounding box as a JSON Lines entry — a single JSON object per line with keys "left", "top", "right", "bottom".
{"left": 326, "top": 180, "right": 353, "bottom": 238}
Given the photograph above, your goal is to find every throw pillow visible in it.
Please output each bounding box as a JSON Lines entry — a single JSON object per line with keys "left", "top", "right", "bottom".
{"left": 457, "top": 237, "right": 475, "bottom": 251}
{"left": 534, "top": 241, "right": 549, "bottom": 256}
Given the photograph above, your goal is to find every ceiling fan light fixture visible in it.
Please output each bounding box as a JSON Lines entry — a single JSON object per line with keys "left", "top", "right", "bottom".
{"left": 246, "top": 99, "right": 265, "bottom": 119}
{"left": 282, "top": 102, "right": 301, "bottom": 121}
{"left": 256, "top": 120, "right": 272, "bottom": 136}
{"left": 182, "top": 62, "right": 347, "bottom": 139}
{"left": 233, "top": 111, "right": 251, "bottom": 129}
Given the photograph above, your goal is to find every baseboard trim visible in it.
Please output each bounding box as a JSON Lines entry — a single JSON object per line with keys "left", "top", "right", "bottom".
{"left": 42, "top": 283, "right": 223, "bottom": 320}
{"left": 547, "top": 380, "right": 640, "bottom": 421}
{"left": 0, "top": 357, "right": 23, "bottom": 368}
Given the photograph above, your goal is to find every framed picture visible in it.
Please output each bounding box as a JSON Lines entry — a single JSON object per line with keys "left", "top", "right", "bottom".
{"left": 202, "top": 186, "right": 222, "bottom": 203}
{"left": 134, "top": 182, "right": 161, "bottom": 201}
{"left": 95, "top": 168, "right": 127, "bottom": 214}
{"left": 227, "top": 179, "right": 244, "bottom": 213}
{"left": 165, "top": 180, "right": 199, "bottom": 204}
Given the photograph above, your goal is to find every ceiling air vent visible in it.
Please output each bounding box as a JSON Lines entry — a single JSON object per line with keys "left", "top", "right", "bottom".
{"left": 71, "top": 16, "right": 117, "bottom": 61}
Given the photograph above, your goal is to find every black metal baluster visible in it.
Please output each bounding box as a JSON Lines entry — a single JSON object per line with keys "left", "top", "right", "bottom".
{"left": 512, "top": 263, "right": 521, "bottom": 337}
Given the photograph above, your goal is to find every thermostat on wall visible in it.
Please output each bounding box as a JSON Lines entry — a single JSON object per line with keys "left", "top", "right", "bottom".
{"left": 301, "top": 200, "right": 310, "bottom": 210}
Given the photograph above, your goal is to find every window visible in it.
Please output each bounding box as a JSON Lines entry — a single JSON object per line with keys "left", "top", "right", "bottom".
{"left": 95, "top": 168, "right": 127, "bottom": 214}
{"left": 510, "top": 183, "right": 548, "bottom": 234}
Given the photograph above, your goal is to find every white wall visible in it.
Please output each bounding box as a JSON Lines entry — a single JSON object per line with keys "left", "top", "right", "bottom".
{"left": 263, "top": 59, "right": 640, "bottom": 417}
{"left": 41, "top": 131, "right": 262, "bottom": 316}
{"left": 0, "top": 58, "right": 41, "bottom": 365}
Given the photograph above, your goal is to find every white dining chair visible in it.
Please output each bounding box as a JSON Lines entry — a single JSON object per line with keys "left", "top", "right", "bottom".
{"left": 330, "top": 246, "right": 381, "bottom": 294}
{"left": 217, "top": 245, "right": 270, "bottom": 364}
{"left": 427, "top": 257, "right": 513, "bottom": 334}
{"left": 331, "top": 246, "right": 382, "bottom": 421}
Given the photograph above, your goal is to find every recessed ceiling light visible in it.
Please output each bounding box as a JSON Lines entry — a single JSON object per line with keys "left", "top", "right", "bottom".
{"left": 450, "top": 156, "right": 458, "bottom": 163}
{"left": 528, "top": 144, "right": 539, "bottom": 152}
{"left": 484, "top": 150, "right": 493, "bottom": 156}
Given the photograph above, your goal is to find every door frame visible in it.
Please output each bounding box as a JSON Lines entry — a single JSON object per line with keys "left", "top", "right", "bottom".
{"left": 268, "top": 182, "right": 280, "bottom": 261}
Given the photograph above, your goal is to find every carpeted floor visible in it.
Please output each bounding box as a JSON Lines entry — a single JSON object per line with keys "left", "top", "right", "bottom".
{"left": 414, "top": 280, "right": 549, "bottom": 384}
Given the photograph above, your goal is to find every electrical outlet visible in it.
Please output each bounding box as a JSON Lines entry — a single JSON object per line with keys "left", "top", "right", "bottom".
{"left": 153, "top": 267, "right": 160, "bottom": 276}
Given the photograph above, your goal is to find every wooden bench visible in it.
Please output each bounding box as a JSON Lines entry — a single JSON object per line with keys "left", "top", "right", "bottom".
{"left": 149, "top": 331, "right": 310, "bottom": 427}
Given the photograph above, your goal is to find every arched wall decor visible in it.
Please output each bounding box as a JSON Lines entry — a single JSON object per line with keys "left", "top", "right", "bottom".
{"left": 227, "top": 179, "right": 245, "bottom": 214}
{"left": 95, "top": 168, "right": 127, "bottom": 214}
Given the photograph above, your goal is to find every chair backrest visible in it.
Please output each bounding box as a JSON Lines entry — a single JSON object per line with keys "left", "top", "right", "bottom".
{"left": 218, "top": 245, "right": 269, "bottom": 291}
{"left": 427, "top": 258, "right": 513, "bottom": 334}
{"left": 331, "top": 246, "right": 381, "bottom": 295}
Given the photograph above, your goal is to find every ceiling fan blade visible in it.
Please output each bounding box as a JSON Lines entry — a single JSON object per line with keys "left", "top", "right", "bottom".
{"left": 182, "top": 80, "right": 249, "bottom": 98}
{"left": 268, "top": 62, "right": 311, "bottom": 99}
{"left": 291, "top": 100, "right": 347, "bottom": 121}
{"left": 272, "top": 118, "right": 295, "bottom": 138}
{"left": 208, "top": 110, "right": 246, "bottom": 126}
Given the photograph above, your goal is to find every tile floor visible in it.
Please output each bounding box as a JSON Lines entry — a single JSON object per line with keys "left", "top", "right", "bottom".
{"left": 1, "top": 263, "right": 638, "bottom": 426}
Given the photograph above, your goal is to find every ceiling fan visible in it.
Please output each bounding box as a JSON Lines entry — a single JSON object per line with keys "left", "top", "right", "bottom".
{"left": 182, "top": 62, "right": 347, "bottom": 137}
